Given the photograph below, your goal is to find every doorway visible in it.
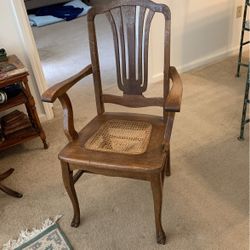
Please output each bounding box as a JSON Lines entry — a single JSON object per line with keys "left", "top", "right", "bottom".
{"left": 24, "top": 0, "right": 116, "bottom": 89}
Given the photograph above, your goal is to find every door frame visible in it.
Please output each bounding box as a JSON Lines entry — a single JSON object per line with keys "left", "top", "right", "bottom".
{"left": 10, "top": 0, "right": 54, "bottom": 120}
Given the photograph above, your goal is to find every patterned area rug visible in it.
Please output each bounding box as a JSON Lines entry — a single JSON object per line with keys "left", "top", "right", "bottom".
{"left": 3, "top": 217, "right": 73, "bottom": 250}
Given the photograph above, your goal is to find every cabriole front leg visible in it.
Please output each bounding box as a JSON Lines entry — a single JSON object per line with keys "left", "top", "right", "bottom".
{"left": 166, "top": 148, "right": 171, "bottom": 177}
{"left": 150, "top": 173, "right": 166, "bottom": 244}
{"left": 61, "top": 161, "right": 80, "bottom": 227}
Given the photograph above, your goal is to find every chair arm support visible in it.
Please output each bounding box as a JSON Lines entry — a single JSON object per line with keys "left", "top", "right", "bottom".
{"left": 42, "top": 64, "right": 93, "bottom": 103}
{"left": 165, "top": 66, "right": 183, "bottom": 112}
{"left": 58, "top": 93, "right": 79, "bottom": 142}
{"left": 162, "top": 112, "right": 175, "bottom": 152}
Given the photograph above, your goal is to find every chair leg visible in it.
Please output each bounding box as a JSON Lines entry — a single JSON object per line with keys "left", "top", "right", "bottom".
{"left": 0, "top": 183, "right": 23, "bottom": 198}
{"left": 61, "top": 161, "right": 80, "bottom": 227}
{"left": 0, "top": 169, "right": 23, "bottom": 198}
{"left": 150, "top": 173, "right": 166, "bottom": 245}
{"left": 166, "top": 148, "right": 171, "bottom": 177}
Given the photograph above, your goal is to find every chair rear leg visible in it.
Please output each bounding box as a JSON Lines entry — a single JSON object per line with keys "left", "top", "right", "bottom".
{"left": 61, "top": 161, "right": 80, "bottom": 227}
{"left": 166, "top": 149, "right": 171, "bottom": 177}
{"left": 150, "top": 173, "right": 166, "bottom": 244}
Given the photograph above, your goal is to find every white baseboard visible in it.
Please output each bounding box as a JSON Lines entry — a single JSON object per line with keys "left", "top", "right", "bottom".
{"left": 178, "top": 46, "right": 239, "bottom": 73}
{"left": 151, "top": 46, "right": 239, "bottom": 84}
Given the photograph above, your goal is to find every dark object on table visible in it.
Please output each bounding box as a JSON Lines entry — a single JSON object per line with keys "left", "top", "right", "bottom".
{"left": 35, "top": 4, "right": 83, "bottom": 21}
{"left": 0, "top": 48, "right": 7, "bottom": 62}
{"left": 42, "top": 0, "right": 183, "bottom": 245}
{"left": 0, "top": 91, "right": 7, "bottom": 104}
{"left": 0, "top": 84, "right": 22, "bottom": 104}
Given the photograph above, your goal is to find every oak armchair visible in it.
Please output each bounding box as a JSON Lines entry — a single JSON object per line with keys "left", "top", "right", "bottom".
{"left": 42, "top": 0, "right": 183, "bottom": 245}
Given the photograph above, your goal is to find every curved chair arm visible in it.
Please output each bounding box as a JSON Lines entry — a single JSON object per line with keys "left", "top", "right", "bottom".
{"left": 41, "top": 65, "right": 93, "bottom": 142}
{"left": 58, "top": 93, "right": 79, "bottom": 142}
{"left": 165, "top": 66, "right": 183, "bottom": 112}
{"left": 42, "top": 64, "right": 93, "bottom": 103}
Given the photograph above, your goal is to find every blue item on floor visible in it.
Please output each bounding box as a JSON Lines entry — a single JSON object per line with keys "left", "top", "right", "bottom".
{"left": 29, "top": 0, "right": 91, "bottom": 27}
{"left": 35, "top": 5, "right": 83, "bottom": 21}
{"left": 28, "top": 14, "right": 63, "bottom": 27}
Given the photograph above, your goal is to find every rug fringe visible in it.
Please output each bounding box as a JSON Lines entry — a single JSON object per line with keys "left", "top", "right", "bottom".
{"left": 2, "top": 215, "right": 62, "bottom": 250}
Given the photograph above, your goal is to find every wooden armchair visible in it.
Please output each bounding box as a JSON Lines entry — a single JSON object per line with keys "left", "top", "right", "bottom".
{"left": 42, "top": 0, "right": 183, "bottom": 245}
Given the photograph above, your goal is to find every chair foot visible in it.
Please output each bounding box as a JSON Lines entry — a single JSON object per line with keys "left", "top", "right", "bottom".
{"left": 238, "top": 136, "right": 244, "bottom": 141}
{"left": 166, "top": 168, "right": 171, "bottom": 177}
{"left": 43, "top": 140, "right": 49, "bottom": 149}
{"left": 157, "top": 231, "right": 167, "bottom": 245}
{"left": 71, "top": 217, "right": 80, "bottom": 228}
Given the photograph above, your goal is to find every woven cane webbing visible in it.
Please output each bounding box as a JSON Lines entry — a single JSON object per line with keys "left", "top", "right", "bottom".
{"left": 85, "top": 119, "right": 152, "bottom": 155}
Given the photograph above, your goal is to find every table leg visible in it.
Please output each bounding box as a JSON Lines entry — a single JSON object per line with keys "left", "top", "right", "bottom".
{"left": 22, "top": 77, "right": 48, "bottom": 149}
{"left": 0, "top": 168, "right": 23, "bottom": 198}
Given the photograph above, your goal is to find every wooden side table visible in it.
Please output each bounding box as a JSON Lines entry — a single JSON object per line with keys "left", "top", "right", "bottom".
{"left": 0, "top": 55, "right": 48, "bottom": 198}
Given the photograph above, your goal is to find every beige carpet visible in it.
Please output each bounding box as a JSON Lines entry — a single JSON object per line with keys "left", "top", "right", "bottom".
{"left": 0, "top": 52, "right": 249, "bottom": 249}
{"left": 32, "top": 12, "right": 116, "bottom": 88}
{"left": 1, "top": 6, "right": 250, "bottom": 249}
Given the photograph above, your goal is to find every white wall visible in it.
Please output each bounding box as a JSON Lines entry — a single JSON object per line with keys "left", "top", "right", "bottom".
{"left": 0, "top": 0, "right": 52, "bottom": 120}
{"left": 150, "top": 0, "right": 243, "bottom": 82}
{"left": 0, "top": 0, "right": 244, "bottom": 119}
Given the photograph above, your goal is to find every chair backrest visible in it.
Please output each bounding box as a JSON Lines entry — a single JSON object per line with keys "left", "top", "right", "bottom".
{"left": 87, "top": 0, "right": 171, "bottom": 116}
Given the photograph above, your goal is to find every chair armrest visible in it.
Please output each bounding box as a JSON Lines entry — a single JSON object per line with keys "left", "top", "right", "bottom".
{"left": 41, "top": 64, "right": 92, "bottom": 142}
{"left": 165, "top": 66, "right": 183, "bottom": 112}
{"left": 42, "top": 64, "right": 93, "bottom": 103}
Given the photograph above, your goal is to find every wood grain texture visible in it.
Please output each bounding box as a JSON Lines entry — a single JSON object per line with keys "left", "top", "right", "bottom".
{"left": 87, "top": 0, "right": 171, "bottom": 18}
{"left": 165, "top": 66, "right": 183, "bottom": 112}
{"left": 0, "top": 55, "right": 28, "bottom": 84}
{"left": 105, "top": 5, "right": 154, "bottom": 95}
{"left": 151, "top": 173, "right": 166, "bottom": 244}
{"left": 59, "top": 112, "right": 166, "bottom": 174}
{"left": 102, "top": 94, "right": 163, "bottom": 107}
{"left": 89, "top": 0, "right": 171, "bottom": 98}
{"left": 58, "top": 93, "right": 79, "bottom": 142}
{"left": 41, "top": 0, "right": 183, "bottom": 245}
{"left": 88, "top": 19, "right": 105, "bottom": 114}
{"left": 0, "top": 57, "right": 48, "bottom": 151}
{"left": 162, "top": 112, "right": 175, "bottom": 150}
{"left": 61, "top": 161, "right": 80, "bottom": 227}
